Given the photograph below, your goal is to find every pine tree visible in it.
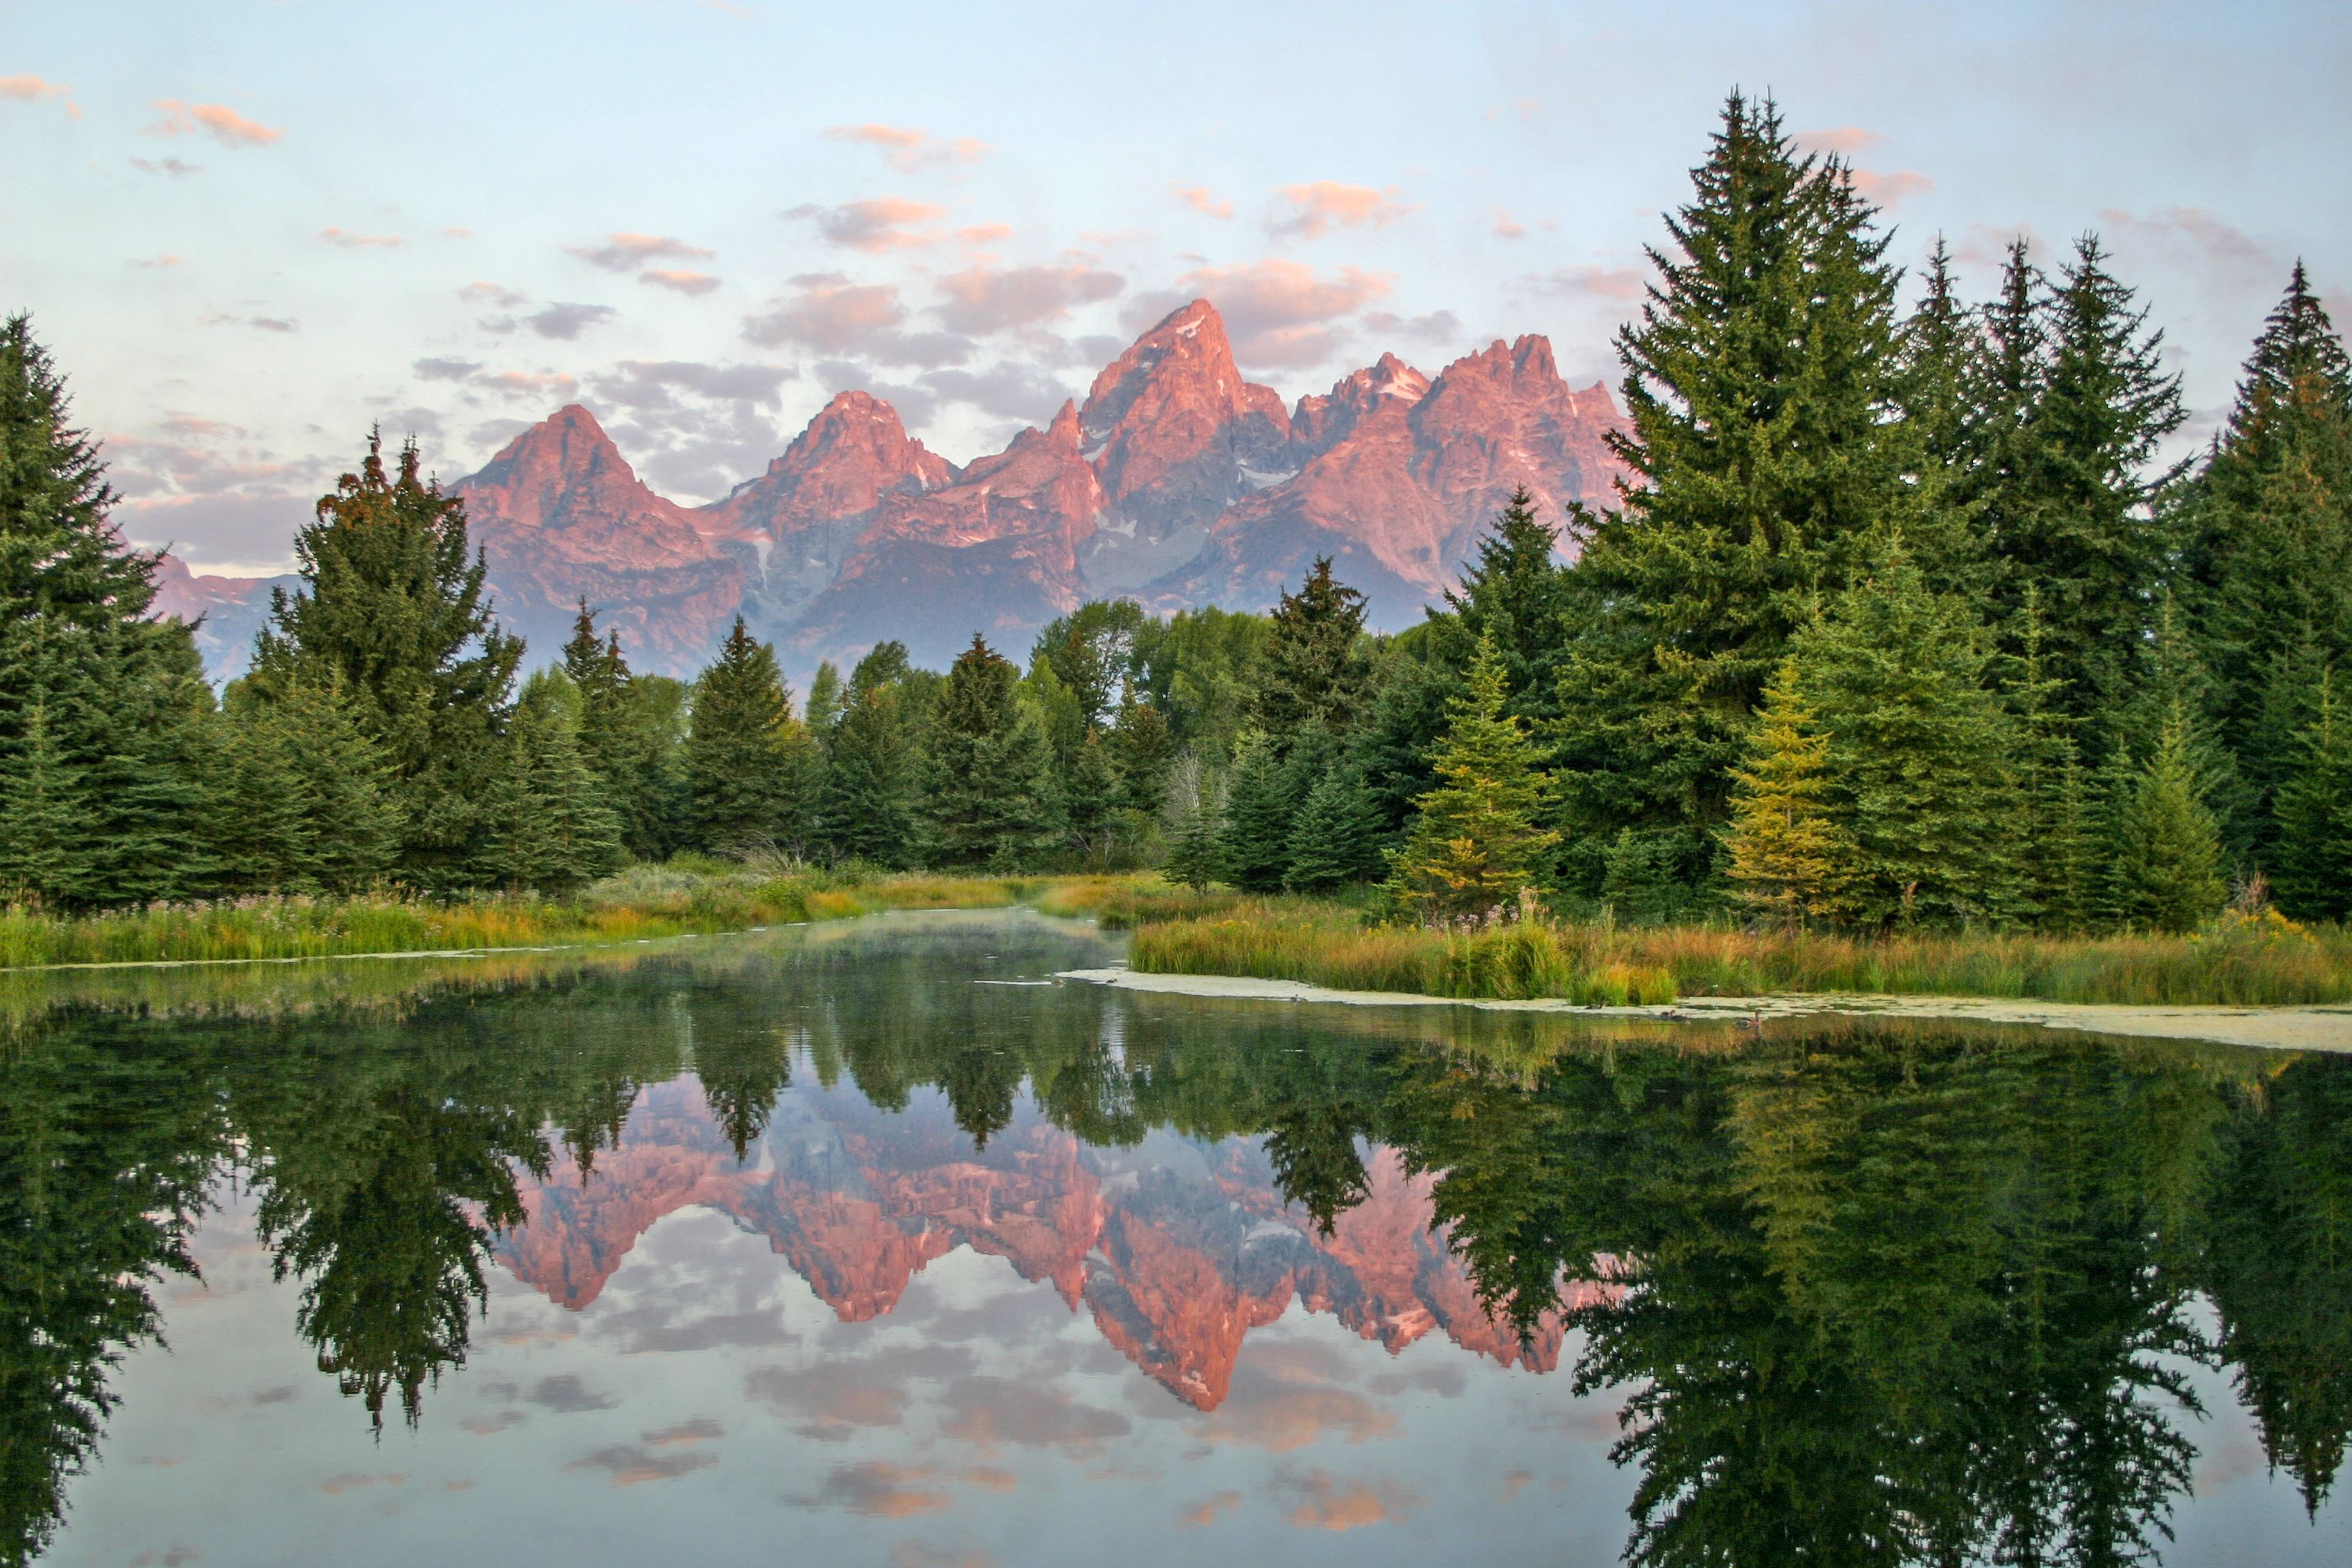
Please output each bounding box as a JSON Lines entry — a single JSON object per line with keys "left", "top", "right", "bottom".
{"left": 2272, "top": 668, "right": 2352, "bottom": 923}
{"left": 822, "top": 645, "right": 921, "bottom": 867}
{"left": 1284, "top": 766, "right": 1387, "bottom": 893}
{"left": 482, "top": 671, "right": 625, "bottom": 891}
{"left": 1444, "top": 488, "right": 1569, "bottom": 720}
{"left": 1252, "top": 557, "right": 1372, "bottom": 745}
{"left": 1723, "top": 658, "right": 1848, "bottom": 925}
{"left": 684, "top": 617, "right": 808, "bottom": 856}
{"left": 0, "top": 315, "right": 214, "bottom": 906}
{"left": 0, "top": 698, "right": 90, "bottom": 903}
{"left": 1385, "top": 637, "right": 1560, "bottom": 923}
{"left": 926, "top": 635, "right": 1053, "bottom": 868}
{"left": 560, "top": 603, "right": 678, "bottom": 861}
{"left": 247, "top": 428, "right": 523, "bottom": 890}
{"left": 804, "top": 660, "right": 844, "bottom": 739}
{"left": 1986, "top": 236, "right": 2185, "bottom": 728}
{"left": 2006, "top": 586, "right": 2097, "bottom": 930}
{"left": 2106, "top": 709, "right": 2228, "bottom": 933}
{"left": 208, "top": 679, "right": 399, "bottom": 894}
{"left": 1552, "top": 93, "right": 1928, "bottom": 900}
{"left": 1106, "top": 682, "right": 1174, "bottom": 817}
{"left": 1219, "top": 730, "right": 1298, "bottom": 893}
{"left": 1906, "top": 237, "right": 1984, "bottom": 479}
{"left": 1795, "top": 537, "right": 2023, "bottom": 927}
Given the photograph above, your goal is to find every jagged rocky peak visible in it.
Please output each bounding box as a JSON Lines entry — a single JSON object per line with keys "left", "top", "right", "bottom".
{"left": 459, "top": 403, "right": 660, "bottom": 526}
{"left": 1292, "top": 351, "right": 1433, "bottom": 456}
{"left": 706, "top": 388, "right": 954, "bottom": 544}
{"left": 1077, "top": 299, "right": 1292, "bottom": 524}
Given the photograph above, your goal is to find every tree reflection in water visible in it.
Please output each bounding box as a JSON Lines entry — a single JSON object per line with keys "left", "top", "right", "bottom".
{"left": 2, "top": 920, "right": 2347, "bottom": 1566}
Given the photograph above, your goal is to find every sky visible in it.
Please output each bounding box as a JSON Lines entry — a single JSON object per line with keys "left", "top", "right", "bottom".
{"left": 5, "top": 0, "right": 2348, "bottom": 576}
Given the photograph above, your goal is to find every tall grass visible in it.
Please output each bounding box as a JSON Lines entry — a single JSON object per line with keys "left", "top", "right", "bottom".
{"left": 0, "top": 864, "right": 1123, "bottom": 971}
{"left": 1128, "top": 903, "right": 2352, "bottom": 1008}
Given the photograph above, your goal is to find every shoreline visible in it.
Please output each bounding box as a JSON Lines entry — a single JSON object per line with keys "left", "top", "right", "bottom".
{"left": 1056, "top": 965, "right": 2352, "bottom": 1054}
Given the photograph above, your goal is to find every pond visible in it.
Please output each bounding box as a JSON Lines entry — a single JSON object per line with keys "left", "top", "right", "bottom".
{"left": 6, "top": 910, "right": 2349, "bottom": 1566}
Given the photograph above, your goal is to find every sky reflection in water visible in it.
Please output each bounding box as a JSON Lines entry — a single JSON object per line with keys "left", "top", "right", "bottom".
{"left": 7, "top": 911, "right": 2350, "bottom": 1566}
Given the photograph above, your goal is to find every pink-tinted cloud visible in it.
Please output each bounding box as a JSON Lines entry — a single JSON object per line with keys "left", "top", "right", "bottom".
{"left": 1795, "top": 126, "right": 1883, "bottom": 156}
{"left": 1851, "top": 169, "right": 1934, "bottom": 209}
{"left": 742, "top": 273, "right": 906, "bottom": 353}
{"left": 0, "top": 74, "right": 68, "bottom": 100}
{"left": 131, "top": 255, "right": 183, "bottom": 269}
{"left": 822, "top": 122, "right": 990, "bottom": 172}
{"left": 933, "top": 263, "right": 1125, "bottom": 335}
{"left": 444, "top": 226, "right": 472, "bottom": 239}
{"left": 1518, "top": 264, "right": 1646, "bottom": 301}
{"left": 957, "top": 222, "right": 1013, "bottom": 246}
{"left": 1174, "top": 184, "right": 1234, "bottom": 220}
{"left": 641, "top": 269, "right": 723, "bottom": 296}
{"left": 1954, "top": 223, "right": 2041, "bottom": 269}
{"left": 1363, "top": 309, "right": 1462, "bottom": 345}
{"left": 786, "top": 198, "right": 947, "bottom": 252}
{"left": 569, "top": 232, "right": 714, "bottom": 273}
{"left": 318, "top": 1472, "right": 408, "bottom": 1494}
{"left": 1279, "top": 1468, "right": 1418, "bottom": 1532}
{"left": 808, "top": 1461, "right": 950, "bottom": 1517}
{"left": 319, "top": 227, "right": 402, "bottom": 249}
{"left": 148, "top": 100, "right": 280, "bottom": 145}
{"left": 130, "top": 157, "right": 201, "bottom": 177}
{"left": 566, "top": 1444, "right": 718, "bottom": 1487}
{"left": 1180, "top": 1491, "right": 1243, "bottom": 1527}
{"left": 459, "top": 281, "right": 525, "bottom": 307}
{"left": 1271, "top": 181, "right": 1417, "bottom": 240}
{"left": 1493, "top": 207, "right": 1528, "bottom": 240}
{"left": 1135, "top": 258, "right": 1391, "bottom": 368}
{"left": 2099, "top": 205, "right": 2275, "bottom": 274}
{"left": 479, "top": 369, "right": 580, "bottom": 402}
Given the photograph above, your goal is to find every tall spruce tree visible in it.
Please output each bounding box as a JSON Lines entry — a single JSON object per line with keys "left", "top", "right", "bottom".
{"left": 684, "top": 617, "right": 809, "bottom": 855}
{"left": 821, "top": 643, "right": 922, "bottom": 867}
{"left": 560, "top": 603, "right": 679, "bottom": 861}
{"left": 2106, "top": 709, "right": 2227, "bottom": 933}
{"left": 1795, "top": 537, "right": 2023, "bottom": 927}
{"left": 1251, "top": 557, "right": 1372, "bottom": 746}
{"left": 2272, "top": 668, "right": 2352, "bottom": 923}
{"left": 1723, "top": 657, "right": 1849, "bottom": 925}
{"left": 0, "top": 315, "right": 215, "bottom": 907}
{"left": 210, "top": 678, "right": 400, "bottom": 894}
{"left": 926, "top": 635, "right": 1053, "bottom": 868}
{"left": 1551, "top": 93, "right": 1927, "bottom": 903}
{"left": 1444, "top": 488, "right": 1570, "bottom": 721}
{"left": 248, "top": 430, "right": 523, "bottom": 890}
{"left": 2004, "top": 588, "right": 2098, "bottom": 930}
{"left": 1385, "top": 636, "right": 1560, "bottom": 923}
{"left": 1985, "top": 236, "right": 2185, "bottom": 728}
{"left": 482, "top": 669, "right": 625, "bottom": 891}
{"left": 1161, "top": 755, "right": 1226, "bottom": 891}
{"left": 1284, "top": 765, "right": 1387, "bottom": 893}
{"left": 1218, "top": 730, "right": 1296, "bottom": 893}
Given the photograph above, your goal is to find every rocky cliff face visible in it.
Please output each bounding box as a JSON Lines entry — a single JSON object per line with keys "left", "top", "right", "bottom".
{"left": 148, "top": 552, "right": 289, "bottom": 681}
{"left": 492, "top": 1077, "right": 1604, "bottom": 1411}
{"left": 453, "top": 405, "right": 743, "bottom": 673}
{"left": 162, "top": 303, "right": 1629, "bottom": 683}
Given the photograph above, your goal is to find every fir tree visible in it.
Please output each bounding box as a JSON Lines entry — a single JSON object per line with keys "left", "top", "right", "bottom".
{"left": 1987, "top": 235, "right": 2185, "bottom": 728}
{"left": 1161, "top": 756, "right": 1226, "bottom": 891}
{"left": 1795, "top": 537, "right": 2023, "bottom": 927}
{"left": 822, "top": 644, "right": 922, "bottom": 867}
{"left": 1251, "top": 557, "right": 1371, "bottom": 745}
{"left": 1106, "top": 682, "right": 1174, "bottom": 817}
{"left": 248, "top": 429, "right": 522, "bottom": 890}
{"left": 1723, "top": 657, "right": 1848, "bottom": 925}
{"left": 804, "top": 660, "right": 845, "bottom": 739}
{"left": 1444, "top": 488, "right": 1570, "bottom": 720}
{"left": 0, "top": 697, "right": 90, "bottom": 903}
{"left": 560, "top": 603, "right": 678, "bottom": 861}
{"left": 1906, "top": 237, "right": 1984, "bottom": 480}
{"left": 210, "top": 678, "right": 400, "bottom": 894}
{"left": 1552, "top": 93, "right": 1929, "bottom": 898}
{"left": 1385, "top": 636, "right": 1560, "bottom": 923}
{"left": 1284, "top": 766, "right": 1387, "bottom": 893}
{"left": 684, "top": 617, "right": 809, "bottom": 856}
{"left": 2005, "top": 586, "right": 2098, "bottom": 930}
{"left": 2272, "top": 668, "right": 2352, "bottom": 923}
{"left": 926, "top": 635, "right": 1052, "bottom": 868}
{"left": 1219, "top": 730, "right": 1298, "bottom": 893}
{"left": 2106, "top": 709, "right": 2228, "bottom": 933}
{"left": 483, "top": 670, "right": 625, "bottom": 891}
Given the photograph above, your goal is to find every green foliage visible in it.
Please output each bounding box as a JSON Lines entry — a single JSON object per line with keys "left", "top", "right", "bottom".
{"left": 1283, "top": 764, "right": 1387, "bottom": 893}
{"left": 1443, "top": 487, "right": 1570, "bottom": 720}
{"left": 2272, "top": 668, "right": 2352, "bottom": 923}
{"left": 248, "top": 429, "right": 523, "bottom": 890}
{"left": 563, "top": 603, "right": 684, "bottom": 861}
{"left": 1385, "top": 636, "right": 1560, "bottom": 922}
{"left": 1130, "top": 603, "right": 1271, "bottom": 763}
{"left": 1218, "top": 730, "right": 1297, "bottom": 893}
{"left": 821, "top": 643, "right": 924, "bottom": 867}
{"left": 2106, "top": 710, "right": 2229, "bottom": 933}
{"left": 482, "top": 670, "right": 626, "bottom": 893}
{"left": 1251, "top": 557, "right": 1372, "bottom": 743}
{"left": 926, "top": 635, "right": 1054, "bottom": 868}
{"left": 1723, "top": 658, "right": 1847, "bottom": 924}
{"left": 685, "top": 616, "right": 812, "bottom": 856}
{"left": 1161, "top": 756, "right": 1226, "bottom": 892}
{"left": 210, "top": 678, "right": 400, "bottom": 894}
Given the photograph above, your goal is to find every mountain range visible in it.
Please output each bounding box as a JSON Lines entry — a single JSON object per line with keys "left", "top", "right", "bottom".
{"left": 151, "top": 299, "right": 1629, "bottom": 681}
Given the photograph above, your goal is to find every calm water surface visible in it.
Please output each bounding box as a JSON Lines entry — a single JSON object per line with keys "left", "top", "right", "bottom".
{"left": 6, "top": 910, "right": 2349, "bottom": 1566}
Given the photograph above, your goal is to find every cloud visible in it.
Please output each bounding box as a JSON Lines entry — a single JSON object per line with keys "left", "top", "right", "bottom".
{"left": 641, "top": 269, "right": 724, "bottom": 296}
{"left": 1277, "top": 1468, "right": 1418, "bottom": 1532}
{"left": 1850, "top": 169, "right": 1934, "bottom": 209}
{"left": 318, "top": 1472, "right": 408, "bottom": 1494}
{"left": 460, "top": 1410, "right": 528, "bottom": 1436}
{"left": 786, "top": 198, "right": 948, "bottom": 252}
{"left": 933, "top": 263, "right": 1125, "bottom": 335}
{"left": 1130, "top": 259, "right": 1391, "bottom": 369}
{"left": 2099, "top": 205, "right": 2275, "bottom": 275}
{"left": 1492, "top": 208, "right": 1527, "bottom": 240}
{"left": 444, "top": 226, "right": 472, "bottom": 239}
{"left": 522, "top": 302, "right": 617, "bottom": 341}
{"left": 148, "top": 99, "right": 280, "bottom": 146}
{"left": 459, "top": 281, "right": 525, "bottom": 307}
{"left": 1270, "top": 181, "right": 1417, "bottom": 240}
{"left": 743, "top": 273, "right": 905, "bottom": 352}
{"left": 1361, "top": 309, "right": 1462, "bottom": 345}
{"left": 319, "top": 227, "right": 402, "bottom": 249}
{"left": 938, "top": 1376, "right": 1130, "bottom": 1455}
{"left": 1954, "top": 223, "right": 2042, "bottom": 269}
{"left": 1186, "top": 1347, "right": 1396, "bottom": 1453}
{"left": 1517, "top": 264, "right": 1646, "bottom": 301}
{"left": 479, "top": 370, "right": 580, "bottom": 402}
{"left": 743, "top": 1345, "right": 973, "bottom": 1440}
{"left": 822, "top": 123, "right": 990, "bottom": 173}
{"left": 916, "top": 362, "right": 1073, "bottom": 423}
{"left": 198, "top": 309, "right": 302, "bottom": 334}
{"left": 131, "top": 254, "right": 183, "bottom": 268}
{"left": 521, "top": 1374, "right": 615, "bottom": 1412}
{"left": 957, "top": 222, "right": 1013, "bottom": 246}
{"left": 0, "top": 74, "right": 68, "bottom": 101}
{"left": 1795, "top": 126, "right": 1883, "bottom": 156}
{"left": 587, "top": 359, "right": 795, "bottom": 409}
{"left": 130, "top": 157, "right": 201, "bottom": 177}
{"left": 414, "top": 357, "right": 483, "bottom": 381}
{"left": 805, "top": 1461, "right": 950, "bottom": 1517}
{"left": 566, "top": 1445, "right": 718, "bottom": 1487}
{"left": 1174, "top": 185, "right": 1233, "bottom": 220}
{"left": 568, "top": 233, "right": 714, "bottom": 273}
{"left": 1181, "top": 1491, "right": 1242, "bottom": 1527}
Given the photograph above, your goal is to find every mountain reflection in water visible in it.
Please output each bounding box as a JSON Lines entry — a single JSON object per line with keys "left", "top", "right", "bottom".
{"left": 4, "top": 910, "right": 2348, "bottom": 1567}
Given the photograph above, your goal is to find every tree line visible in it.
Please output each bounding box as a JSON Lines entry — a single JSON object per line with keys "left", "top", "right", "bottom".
{"left": 2, "top": 90, "right": 2347, "bottom": 929}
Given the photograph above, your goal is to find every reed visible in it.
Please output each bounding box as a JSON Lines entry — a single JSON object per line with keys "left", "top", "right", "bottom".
{"left": 1127, "top": 903, "right": 2352, "bottom": 1008}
